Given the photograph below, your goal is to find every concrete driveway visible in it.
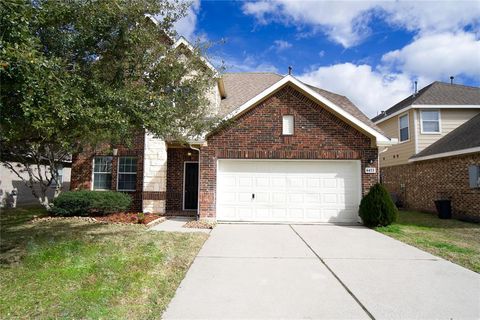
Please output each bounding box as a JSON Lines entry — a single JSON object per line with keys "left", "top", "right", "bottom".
{"left": 163, "top": 224, "right": 480, "bottom": 319}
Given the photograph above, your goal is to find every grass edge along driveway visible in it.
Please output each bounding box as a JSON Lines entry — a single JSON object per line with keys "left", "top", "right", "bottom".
{"left": 0, "top": 206, "right": 208, "bottom": 319}
{"left": 376, "top": 210, "right": 480, "bottom": 273}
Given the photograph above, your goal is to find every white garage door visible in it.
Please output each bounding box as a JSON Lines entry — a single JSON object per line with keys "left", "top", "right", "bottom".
{"left": 217, "top": 160, "right": 362, "bottom": 223}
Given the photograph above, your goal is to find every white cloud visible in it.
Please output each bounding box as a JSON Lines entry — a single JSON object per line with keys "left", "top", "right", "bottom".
{"left": 242, "top": 1, "right": 480, "bottom": 48}
{"left": 243, "top": 1, "right": 375, "bottom": 47}
{"left": 381, "top": 1, "right": 480, "bottom": 36}
{"left": 271, "top": 40, "right": 292, "bottom": 51}
{"left": 174, "top": 0, "right": 200, "bottom": 40}
{"left": 382, "top": 32, "right": 480, "bottom": 82}
{"left": 299, "top": 63, "right": 412, "bottom": 117}
{"left": 298, "top": 31, "right": 480, "bottom": 118}
{"left": 211, "top": 53, "right": 279, "bottom": 73}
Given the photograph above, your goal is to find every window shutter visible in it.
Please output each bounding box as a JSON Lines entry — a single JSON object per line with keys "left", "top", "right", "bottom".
{"left": 468, "top": 165, "right": 480, "bottom": 188}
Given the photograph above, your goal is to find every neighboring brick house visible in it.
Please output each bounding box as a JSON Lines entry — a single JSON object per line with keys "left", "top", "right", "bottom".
{"left": 71, "top": 37, "right": 394, "bottom": 223}
{"left": 372, "top": 82, "right": 480, "bottom": 220}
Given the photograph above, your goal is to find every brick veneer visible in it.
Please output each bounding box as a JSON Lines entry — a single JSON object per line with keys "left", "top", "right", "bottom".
{"left": 166, "top": 147, "right": 199, "bottom": 215}
{"left": 70, "top": 132, "right": 145, "bottom": 211}
{"left": 198, "top": 85, "right": 379, "bottom": 219}
{"left": 381, "top": 153, "right": 480, "bottom": 220}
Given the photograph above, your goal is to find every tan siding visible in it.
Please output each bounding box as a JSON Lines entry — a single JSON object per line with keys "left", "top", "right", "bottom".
{"left": 417, "top": 109, "right": 480, "bottom": 152}
{"left": 378, "top": 110, "right": 415, "bottom": 167}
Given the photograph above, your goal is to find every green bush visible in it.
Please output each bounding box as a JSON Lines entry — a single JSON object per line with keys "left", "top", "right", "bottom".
{"left": 51, "top": 190, "right": 132, "bottom": 216}
{"left": 359, "top": 183, "right": 398, "bottom": 228}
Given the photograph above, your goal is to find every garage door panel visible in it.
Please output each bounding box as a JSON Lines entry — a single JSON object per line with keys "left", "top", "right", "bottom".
{"left": 217, "top": 160, "right": 361, "bottom": 223}
{"left": 288, "top": 193, "right": 304, "bottom": 203}
{"left": 255, "top": 207, "right": 270, "bottom": 218}
{"left": 304, "top": 193, "right": 321, "bottom": 203}
{"left": 288, "top": 208, "right": 304, "bottom": 219}
{"left": 238, "top": 192, "right": 253, "bottom": 203}
{"left": 272, "top": 193, "right": 287, "bottom": 202}
{"left": 272, "top": 208, "right": 287, "bottom": 218}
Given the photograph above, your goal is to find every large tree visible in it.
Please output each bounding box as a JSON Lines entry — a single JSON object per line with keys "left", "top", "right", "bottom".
{"left": 0, "top": 0, "right": 217, "bottom": 208}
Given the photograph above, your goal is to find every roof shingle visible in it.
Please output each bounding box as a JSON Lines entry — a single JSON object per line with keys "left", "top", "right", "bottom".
{"left": 410, "top": 112, "right": 480, "bottom": 159}
{"left": 372, "top": 82, "right": 480, "bottom": 123}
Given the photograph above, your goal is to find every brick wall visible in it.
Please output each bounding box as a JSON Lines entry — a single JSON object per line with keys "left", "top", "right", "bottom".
{"left": 381, "top": 153, "right": 480, "bottom": 220}
{"left": 166, "top": 147, "right": 199, "bottom": 215}
{"left": 70, "top": 132, "right": 145, "bottom": 211}
{"left": 198, "top": 85, "right": 379, "bottom": 219}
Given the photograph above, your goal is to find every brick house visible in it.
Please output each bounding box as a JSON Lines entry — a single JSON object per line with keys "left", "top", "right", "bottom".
{"left": 71, "top": 37, "right": 395, "bottom": 223}
{"left": 372, "top": 82, "right": 480, "bottom": 220}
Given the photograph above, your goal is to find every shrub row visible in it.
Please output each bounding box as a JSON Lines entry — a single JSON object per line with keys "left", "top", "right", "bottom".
{"left": 50, "top": 190, "right": 132, "bottom": 216}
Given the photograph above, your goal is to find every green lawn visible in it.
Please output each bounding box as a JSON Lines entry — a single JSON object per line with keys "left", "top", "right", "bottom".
{"left": 0, "top": 206, "right": 208, "bottom": 319}
{"left": 376, "top": 210, "right": 480, "bottom": 273}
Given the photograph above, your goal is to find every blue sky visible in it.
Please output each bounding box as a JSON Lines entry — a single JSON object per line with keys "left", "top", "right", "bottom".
{"left": 174, "top": 0, "right": 480, "bottom": 117}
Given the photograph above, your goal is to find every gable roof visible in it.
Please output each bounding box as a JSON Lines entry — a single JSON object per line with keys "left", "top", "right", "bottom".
{"left": 372, "top": 82, "right": 480, "bottom": 123}
{"left": 410, "top": 112, "right": 480, "bottom": 162}
{"left": 219, "top": 73, "right": 283, "bottom": 116}
{"left": 219, "top": 72, "right": 383, "bottom": 134}
{"left": 172, "top": 37, "right": 219, "bottom": 76}
{"left": 218, "top": 74, "right": 392, "bottom": 146}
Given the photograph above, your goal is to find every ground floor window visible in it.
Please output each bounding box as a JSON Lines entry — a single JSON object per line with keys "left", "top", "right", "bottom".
{"left": 93, "top": 156, "right": 112, "bottom": 190}
{"left": 50, "top": 165, "right": 63, "bottom": 188}
{"left": 117, "top": 157, "right": 137, "bottom": 191}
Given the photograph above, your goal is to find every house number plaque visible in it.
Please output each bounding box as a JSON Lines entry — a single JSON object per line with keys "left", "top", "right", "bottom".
{"left": 365, "top": 167, "right": 376, "bottom": 174}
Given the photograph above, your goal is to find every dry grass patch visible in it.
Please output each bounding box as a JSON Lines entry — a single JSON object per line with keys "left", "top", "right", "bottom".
{"left": 0, "top": 206, "right": 208, "bottom": 319}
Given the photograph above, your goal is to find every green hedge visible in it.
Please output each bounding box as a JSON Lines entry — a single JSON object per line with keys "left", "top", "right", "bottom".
{"left": 359, "top": 183, "right": 398, "bottom": 228}
{"left": 50, "top": 190, "right": 132, "bottom": 216}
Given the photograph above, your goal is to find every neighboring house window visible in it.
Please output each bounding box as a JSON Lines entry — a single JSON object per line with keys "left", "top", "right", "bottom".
{"left": 50, "top": 165, "right": 63, "bottom": 188}
{"left": 399, "top": 113, "right": 409, "bottom": 142}
{"left": 421, "top": 110, "right": 440, "bottom": 133}
{"left": 93, "top": 156, "right": 112, "bottom": 190}
{"left": 117, "top": 157, "right": 137, "bottom": 191}
{"left": 468, "top": 165, "right": 480, "bottom": 188}
{"left": 282, "top": 115, "right": 294, "bottom": 135}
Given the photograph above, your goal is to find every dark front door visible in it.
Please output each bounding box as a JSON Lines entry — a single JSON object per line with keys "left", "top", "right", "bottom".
{"left": 184, "top": 162, "right": 199, "bottom": 210}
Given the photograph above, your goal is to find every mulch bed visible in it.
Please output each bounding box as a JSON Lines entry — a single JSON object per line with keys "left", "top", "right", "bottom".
{"left": 31, "top": 216, "right": 101, "bottom": 224}
{"left": 95, "top": 212, "right": 162, "bottom": 225}
{"left": 183, "top": 220, "right": 216, "bottom": 229}
{"left": 31, "top": 213, "right": 163, "bottom": 225}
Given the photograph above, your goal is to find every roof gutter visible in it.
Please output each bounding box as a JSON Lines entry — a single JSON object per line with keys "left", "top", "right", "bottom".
{"left": 374, "top": 104, "right": 480, "bottom": 124}
{"left": 409, "top": 146, "right": 480, "bottom": 162}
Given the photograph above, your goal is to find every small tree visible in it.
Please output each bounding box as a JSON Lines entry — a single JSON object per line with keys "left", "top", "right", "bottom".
{"left": 1, "top": 0, "right": 217, "bottom": 209}
{"left": 359, "top": 183, "right": 398, "bottom": 228}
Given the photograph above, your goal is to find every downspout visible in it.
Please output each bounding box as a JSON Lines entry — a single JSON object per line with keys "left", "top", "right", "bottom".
{"left": 378, "top": 146, "right": 390, "bottom": 183}
{"left": 189, "top": 144, "right": 201, "bottom": 220}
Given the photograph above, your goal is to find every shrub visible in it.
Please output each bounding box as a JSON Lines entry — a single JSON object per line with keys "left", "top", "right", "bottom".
{"left": 359, "top": 183, "right": 398, "bottom": 228}
{"left": 50, "top": 190, "right": 132, "bottom": 216}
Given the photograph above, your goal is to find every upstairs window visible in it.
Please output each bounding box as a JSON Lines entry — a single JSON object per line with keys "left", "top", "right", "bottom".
{"left": 421, "top": 110, "right": 440, "bottom": 133}
{"left": 399, "top": 113, "right": 409, "bottom": 142}
{"left": 93, "top": 156, "right": 112, "bottom": 190}
{"left": 282, "top": 115, "right": 294, "bottom": 135}
{"left": 117, "top": 157, "right": 137, "bottom": 191}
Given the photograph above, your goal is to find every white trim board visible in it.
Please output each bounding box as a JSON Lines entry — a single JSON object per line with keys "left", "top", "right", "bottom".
{"left": 172, "top": 37, "right": 219, "bottom": 77}
{"left": 374, "top": 105, "right": 480, "bottom": 124}
{"left": 409, "top": 147, "right": 480, "bottom": 162}
{"left": 220, "top": 75, "right": 393, "bottom": 147}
